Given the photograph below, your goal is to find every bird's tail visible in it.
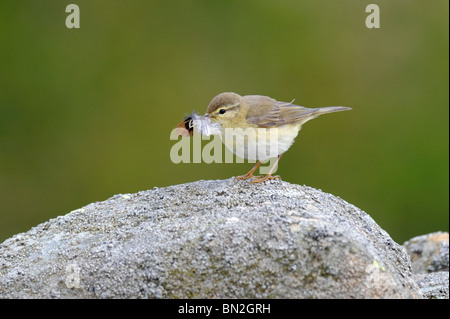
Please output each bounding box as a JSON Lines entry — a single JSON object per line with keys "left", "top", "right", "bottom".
{"left": 293, "top": 106, "right": 351, "bottom": 127}
{"left": 312, "top": 106, "right": 352, "bottom": 116}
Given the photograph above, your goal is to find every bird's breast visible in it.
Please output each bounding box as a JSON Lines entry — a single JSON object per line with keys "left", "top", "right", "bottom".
{"left": 220, "top": 123, "right": 302, "bottom": 161}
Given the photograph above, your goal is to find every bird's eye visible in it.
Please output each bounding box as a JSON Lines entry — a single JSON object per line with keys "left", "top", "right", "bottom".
{"left": 219, "top": 109, "right": 226, "bottom": 114}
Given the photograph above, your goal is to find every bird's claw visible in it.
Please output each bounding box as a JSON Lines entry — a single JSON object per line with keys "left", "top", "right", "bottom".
{"left": 235, "top": 173, "right": 255, "bottom": 180}
{"left": 251, "top": 175, "right": 281, "bottom": 184}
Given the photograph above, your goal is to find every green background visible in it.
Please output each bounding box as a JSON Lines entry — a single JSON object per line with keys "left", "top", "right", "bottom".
{"left": 0, "top": 0, "right": 448, "bottom": 244}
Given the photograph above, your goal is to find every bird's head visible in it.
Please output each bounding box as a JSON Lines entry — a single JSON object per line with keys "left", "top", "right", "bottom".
{"left": 205, "top": 92, "right": 243, "bottom": 126}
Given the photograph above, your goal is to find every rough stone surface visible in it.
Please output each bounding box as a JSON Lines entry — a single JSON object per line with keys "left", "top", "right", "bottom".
{"left": 403, "top": 232, "right": 449, "bottom": 274}
{"left": 0, "top": 178, "right": 422, "bottom": 298}
{"left": 403, "top": 232, "right": 449, "bottom": 299}
{"left": 413, "top": 272, "right": 449, "bottom": 299}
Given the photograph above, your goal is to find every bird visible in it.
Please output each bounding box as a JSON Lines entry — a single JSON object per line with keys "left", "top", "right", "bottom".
{"left": 186, "top": 92, "right": 351, "bottom": 183}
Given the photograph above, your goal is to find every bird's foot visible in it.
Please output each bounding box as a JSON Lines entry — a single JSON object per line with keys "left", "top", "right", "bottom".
{"left": 235, "top": 173, "right": 256, "bottom": 180}
{"left": 251, "top": 174, "right": 281, "bottom": 184}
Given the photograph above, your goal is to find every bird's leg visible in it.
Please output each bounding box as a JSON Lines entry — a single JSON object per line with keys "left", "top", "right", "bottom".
{"left": 236, "top": 161, "right": 262, "bottom": 180}
{"left": 252, "top": 154, "right": 283, "bottom": 184}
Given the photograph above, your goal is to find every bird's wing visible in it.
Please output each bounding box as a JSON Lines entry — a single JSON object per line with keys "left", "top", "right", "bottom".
{"left": 245, "top": 95, "right": 319, "bottom": 128}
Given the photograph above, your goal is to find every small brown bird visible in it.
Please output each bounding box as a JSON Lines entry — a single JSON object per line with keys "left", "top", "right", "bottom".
{"left": 201, "top": 92, "right": 351, "bottom": 183}
{"left": 177, "top": 92, "right": 351, "bottom": 183}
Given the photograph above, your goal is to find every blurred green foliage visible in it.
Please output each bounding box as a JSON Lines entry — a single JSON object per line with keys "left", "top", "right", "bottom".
{"left": 0, "top": 0, "right": 448, "bottom": 243}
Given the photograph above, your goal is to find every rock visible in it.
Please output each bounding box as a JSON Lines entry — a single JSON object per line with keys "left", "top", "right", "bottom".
{"left": 413, "top": 272, "right": 449, "bottom": 299}
{"left": 403, "top": 232, "right": 449, "bottom": 299}
{"left": 0, "top": 178, "right": 422, "bottom": 298}
{"left": 403, "top": 232, "right": 449, "bottom": 274}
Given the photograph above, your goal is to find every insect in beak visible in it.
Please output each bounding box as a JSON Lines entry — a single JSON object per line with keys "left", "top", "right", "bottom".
{"left": 175, "top": 112, "right": 222, "bottom": 137}
{"left": 175, "top": 116, "right": 194, "bottom": 137}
